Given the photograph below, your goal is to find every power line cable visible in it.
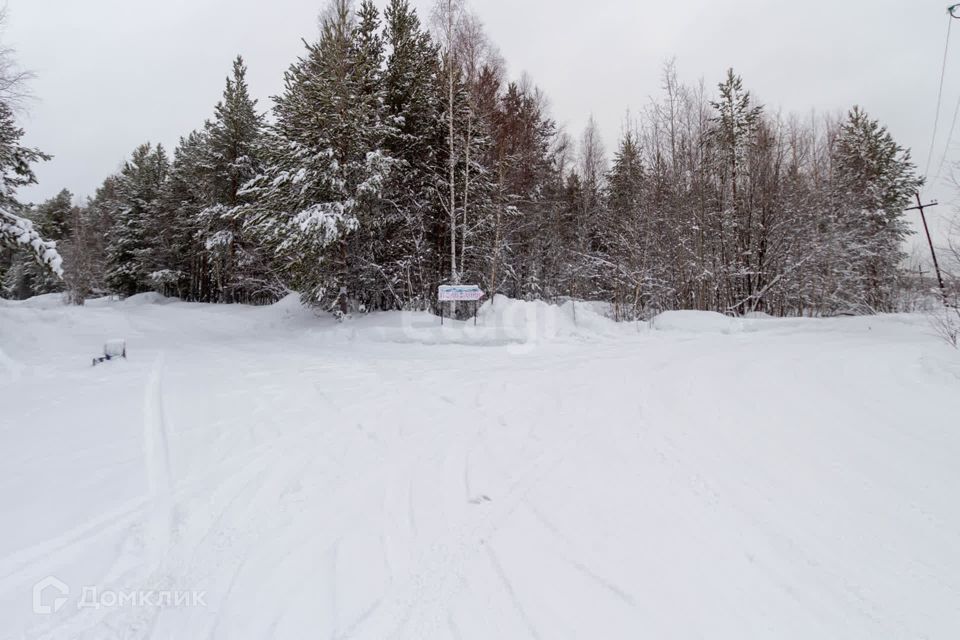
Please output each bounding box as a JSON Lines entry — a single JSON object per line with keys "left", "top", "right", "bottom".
{"left": 924, "top": 12, "right": 954, "bottom": 181}
{"left": 934, "top": 5, "right": 960, "bottom": 182}
{"left": 934, "top": 91, "right": 960, "bottom": 182}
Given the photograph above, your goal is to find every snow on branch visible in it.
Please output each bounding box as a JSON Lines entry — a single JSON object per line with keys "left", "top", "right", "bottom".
{"left": 0, "top": 206, "right": 64, "bottom": 278}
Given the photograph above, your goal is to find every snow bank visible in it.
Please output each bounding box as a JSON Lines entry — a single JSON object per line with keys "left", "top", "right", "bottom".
{"left": 121, "top": 291, "right": 173, "bottom": 306}
{"left": 0, "top": 344, "right": 23, "bottom": 382}
{"left": 82, "top": 295, "right": 122, "bottom": 307}
{"left": 311, "top": 295, "right": 638, "bottom": 348}
{"left": 249, "top": 292, "right": 324, "bottom": 331}
{"left": 650, "top": 310, "right": 744, "bottom": 334}
{"left": 476, "top": 294, "right": 632, "bottom": 341}
{"left": 1, "top": 292, "right": 67, "bottom": 309}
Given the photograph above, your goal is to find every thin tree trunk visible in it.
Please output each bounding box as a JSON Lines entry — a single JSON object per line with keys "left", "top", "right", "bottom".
{"left": 447, "top": 0, "right": 457, "bottom": 289}
{"left": 462, "top": 113, "right": 471, "bottom": 278}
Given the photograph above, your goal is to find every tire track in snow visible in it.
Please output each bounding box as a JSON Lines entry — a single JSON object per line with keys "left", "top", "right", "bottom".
{"left": 20, "top": 357, "right": 183, "bottom": 640}
{"left": 143, "top": 354, "right": 175, "bottom": 564}
{"left": 0, "top": 359, "right": 185, "bottom": 588}
{"left": 485, "top": 545, "right": 542, "bottom": 639}
{"left": 523, "top": 499, "right": 640, "bottom": 610}
{"left": 0, "top": 497, "right": 149, "bottom": 587}
{"left": 356, "top": 426, "right": 590, "bottom": 640}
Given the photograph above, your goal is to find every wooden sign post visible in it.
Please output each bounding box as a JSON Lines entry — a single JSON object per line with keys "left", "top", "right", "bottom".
{"left": 438, "top": 285, "right": 485, "bottom": 325}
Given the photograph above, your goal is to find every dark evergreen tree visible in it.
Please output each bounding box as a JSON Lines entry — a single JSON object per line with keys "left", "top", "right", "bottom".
{"left": 104, "top": 143, "right": 170, "bottom": 297}
{"left": 200, "top": 56, "right": 273, "bottom": 303}
{"left": 709, "top": 68, "right": 763, "bottom": 309}
{"left": 829, "top": 106, "right": 921, "bottom": 311}
{"left": 381, "top": 0, "right": 445, "bottom": 307}
{"left": 0, "top": 98, "right": 63, "bottom": 292}
{"left": 2, "top": 189, "right": 73, "bottom": 297}
{"left": 154, "top": 131, "right": 209, "bottom": 298}
{"left": 244, "top": 0, "right": 393, "bottom": 311}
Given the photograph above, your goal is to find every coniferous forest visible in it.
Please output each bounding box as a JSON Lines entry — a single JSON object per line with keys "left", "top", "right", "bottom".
{"left": 0, "top": 0, "right": 924, "bottom": 317}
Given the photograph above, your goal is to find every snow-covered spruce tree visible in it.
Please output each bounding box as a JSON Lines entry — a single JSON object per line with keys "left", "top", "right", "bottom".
{"left": 341, "top": 0, "right": 406, "bottom": 311}
{"left": 385, "top": 0, "right": 498, "bottom": 311}
{"left": 104, "top": 143, "right": 170, "bottom": 297}
{"left": 604, "top": 129, "right": 651, "bottom": 316}
{"left": 0, "top": 102, "right": 49, "bottom": 205}
{"left": 199, "top": 56, "right": 276, "bottom": 303}
{"left": 708, "top": 68, "right": 763, "bottom": 311}
{"left": 380, "top": 0, "right": 445, "bottom": 308}
{"left": 0, "top": 99, "right": 62, "bottom": 295}
{"left": 828, "top": 106, "right": 921, "bottom": 313}
{"left": 2, "top": 189, "right": 72, "bottom": 297}
{"left": 69, "top": 175, "right": 121, "bottom": 300}
{"left": 487, "top": 80, "right": 560, "bottom": 300}
{"left": 149, "top": 58, "right": 275, "bottom": 304}
{"left": 243, "top": 0, "right": 393, "bottom": 313}
{"left": 35, "top": 188, "right": 72, "bottom": 241}
{"left": 152, "top": 131, "right": 210, "bottom": 299}
{"left": 1, "top": 208, "right": 63, "bottom": 295}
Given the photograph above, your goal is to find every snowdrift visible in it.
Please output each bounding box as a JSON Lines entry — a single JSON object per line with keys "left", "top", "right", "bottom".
{"left": 0, "top": 292, "right": 68, "bottom": 309}
{"left": 649, "top": 310, "right": 745, "bottom": 334}
{"left": 314, "top": 294, "right": 639, "bottom": 347}
{"left": 120, "top": 291, "right": 173, "bottom": 306}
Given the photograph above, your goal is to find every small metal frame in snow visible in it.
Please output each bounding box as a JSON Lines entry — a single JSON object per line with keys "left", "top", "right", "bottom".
{"left": 92, "top": 339, "right": 127, "bottom": 366}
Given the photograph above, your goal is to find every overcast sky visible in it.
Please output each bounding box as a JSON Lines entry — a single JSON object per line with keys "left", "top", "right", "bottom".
{"left": 4, "top": 0, "right": 959, "bottom": 246}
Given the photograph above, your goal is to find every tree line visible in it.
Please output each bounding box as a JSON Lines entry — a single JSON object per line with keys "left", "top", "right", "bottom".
{"left": 0, "top": 0, "right": 923, "bottom": 317}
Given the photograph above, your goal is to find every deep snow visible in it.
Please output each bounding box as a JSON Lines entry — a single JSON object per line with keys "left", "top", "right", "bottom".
{"left": 1, "top": 294, "right": 959, "bottom": 639}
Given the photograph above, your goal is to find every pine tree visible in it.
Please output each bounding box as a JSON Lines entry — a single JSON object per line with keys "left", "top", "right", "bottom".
{"left": 0, "top": 99, "right": 62, "bottom": 292}
{"left": 244, "top": 0, "right": 393, "bottom": 311}
{"left": 200, "top": 56, "right": 272, "bottom": 302}
{"left": 3, "top": 189, "right": 73, "bottom": 297}
{"left": 155, "top": 131, "right": 209, "bottom": 298}
{"left": 104, "top": 143, "right": 170, "bottom": 297}
{"left": 709, "top": 69, "right": 762, "bottom": 308}
{"left": 830, "top": 106, "right": 921, "bottom": 311}
{"left": 0, "top": 101, "right": 50, "bottom": 206}
{"left": 36, "top": 189, "right": 73, "bottom": 241}
{"left": 489, "top": 80, "right": 559, "bottom": 298}
{"left": 605, "top": 130, "right": 649, "bottom": 312}
{"left": 1, "top": 208, "right": 63, "bottom": 297}
{"left": 382, "top": 0, "right": 445, "bottom": 307}
{"left": 78, "top": 176, "right": 121, "bottom": 296}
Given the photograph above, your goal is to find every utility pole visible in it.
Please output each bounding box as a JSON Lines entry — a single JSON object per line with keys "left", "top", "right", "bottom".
{"left": 906, "top": 192, "right": 948, "bottom": 303}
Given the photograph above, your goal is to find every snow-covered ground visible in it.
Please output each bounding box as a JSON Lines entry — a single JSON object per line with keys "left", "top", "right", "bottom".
{"left": 1, "top": 294, "right": 959, "bottom": 639}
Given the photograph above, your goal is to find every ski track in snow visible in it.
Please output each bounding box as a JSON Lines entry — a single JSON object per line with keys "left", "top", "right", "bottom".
{"left": 1, "top": 296, "right": 960, "bottom": 639}
{"left": 143, "top": 355, "right": 174, "bottom": 566}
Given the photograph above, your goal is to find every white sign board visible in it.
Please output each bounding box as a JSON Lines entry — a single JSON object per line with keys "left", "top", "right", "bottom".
{"left": 438, "top": 284, "right": 485, "bottom": 302}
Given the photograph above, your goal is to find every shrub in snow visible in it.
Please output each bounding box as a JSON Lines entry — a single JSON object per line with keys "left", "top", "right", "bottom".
{"left": 930, "top": 306, "right": 960, "bottom": 349}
